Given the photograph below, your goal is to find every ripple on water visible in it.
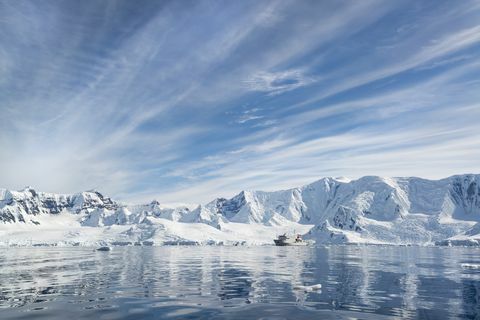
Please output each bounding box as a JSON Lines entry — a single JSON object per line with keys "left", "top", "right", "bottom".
{"left": 0, "top": 246, "right": 479, "bottom": 319}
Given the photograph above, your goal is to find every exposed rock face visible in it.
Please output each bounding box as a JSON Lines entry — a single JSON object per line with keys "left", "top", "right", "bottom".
{"left": 449, "top": 175, "right": 480, "bottom": 216}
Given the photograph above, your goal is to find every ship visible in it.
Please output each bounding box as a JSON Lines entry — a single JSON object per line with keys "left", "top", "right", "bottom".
{"left": 273, "top": 233, "right": 307, "bottom": 246}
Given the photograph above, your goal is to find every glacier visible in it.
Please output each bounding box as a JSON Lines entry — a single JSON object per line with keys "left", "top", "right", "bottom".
{"left": 1, "top": 174, "right": 479, "bottom": 246}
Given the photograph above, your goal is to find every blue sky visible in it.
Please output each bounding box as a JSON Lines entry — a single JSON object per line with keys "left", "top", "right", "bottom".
{"left": 1, "top": 0, "right": 479, "bottom": 203}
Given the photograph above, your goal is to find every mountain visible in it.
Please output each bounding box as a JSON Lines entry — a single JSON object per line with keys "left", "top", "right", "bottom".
{"left": 1, "top": 174, "right": 479, "bottom": 246}
{"left": 0, "top": 187, "right": 118, "bottom": 223}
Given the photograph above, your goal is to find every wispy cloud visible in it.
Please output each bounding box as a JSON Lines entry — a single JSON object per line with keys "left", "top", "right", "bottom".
{"left": 244, "top": 69, "right": 317, "bottom": 95}
{"left": 236, "top": 114, "right": 264, "bottom": 124}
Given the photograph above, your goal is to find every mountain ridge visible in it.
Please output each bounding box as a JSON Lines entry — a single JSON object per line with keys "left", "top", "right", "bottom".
{"left": 1, "top": 174, "right": 479, "bottom": 246}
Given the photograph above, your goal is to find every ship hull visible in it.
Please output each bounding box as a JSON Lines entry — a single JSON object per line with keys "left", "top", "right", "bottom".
{"left": 273, "top": 240, "right": 308, "bottom": 246}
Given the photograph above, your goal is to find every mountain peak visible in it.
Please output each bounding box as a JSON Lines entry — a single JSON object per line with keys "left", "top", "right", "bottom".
{"left": 1, "top": 173, "right": 479, "bottom": 245}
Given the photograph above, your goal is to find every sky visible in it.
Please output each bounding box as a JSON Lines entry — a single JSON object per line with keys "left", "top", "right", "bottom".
{"left": 1, "top": 0, "right": 480, "bottom": 204}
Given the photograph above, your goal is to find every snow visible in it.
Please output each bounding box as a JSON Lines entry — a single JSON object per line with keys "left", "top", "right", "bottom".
{"left": 1, "top": 174, "right": 479, "bottom": 246}
{"left": 0, "top": 211, "right": 312, "bottom": 247}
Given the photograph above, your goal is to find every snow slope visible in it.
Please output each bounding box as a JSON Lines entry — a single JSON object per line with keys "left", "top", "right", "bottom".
{"left": 1, "top": 174, "right": 479, "bottom": 246}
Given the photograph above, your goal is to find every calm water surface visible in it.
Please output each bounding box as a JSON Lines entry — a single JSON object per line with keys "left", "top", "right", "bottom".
{"left": 0, "top": 246, "right": 479, "bottom": 319}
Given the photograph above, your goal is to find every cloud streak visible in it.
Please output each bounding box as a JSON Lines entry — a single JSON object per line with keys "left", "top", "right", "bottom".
{"left": 244, "top": 69, "right": 317, "bottom": 95}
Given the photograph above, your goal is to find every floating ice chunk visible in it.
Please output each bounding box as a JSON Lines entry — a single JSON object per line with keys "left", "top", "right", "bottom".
{"left": 96, "top": 246, "right": 112, "bottom": 251}
{"left": 461, "top": 263, "right": 480, "bottom": 269}
{"left": 293, "top": 284, "right": 322, "bottom": 292}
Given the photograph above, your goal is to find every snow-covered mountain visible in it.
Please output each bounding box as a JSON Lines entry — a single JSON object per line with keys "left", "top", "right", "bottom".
{"left": 1, "top": 174, "right": 479, "bottom": 246}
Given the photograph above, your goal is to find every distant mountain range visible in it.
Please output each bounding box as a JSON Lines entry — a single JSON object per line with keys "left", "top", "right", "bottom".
{"left": 1, "top": 174, "right": 479, "bottom": 246}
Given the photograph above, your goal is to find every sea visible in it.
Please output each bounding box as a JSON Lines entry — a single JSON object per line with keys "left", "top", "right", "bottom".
{"left": 0, "top": 246, "right": 479, "bottom": 319}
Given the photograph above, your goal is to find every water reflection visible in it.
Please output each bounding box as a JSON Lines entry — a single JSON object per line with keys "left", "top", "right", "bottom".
{"left": 0, "top": 246, "right": 479, "bottom": 319}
